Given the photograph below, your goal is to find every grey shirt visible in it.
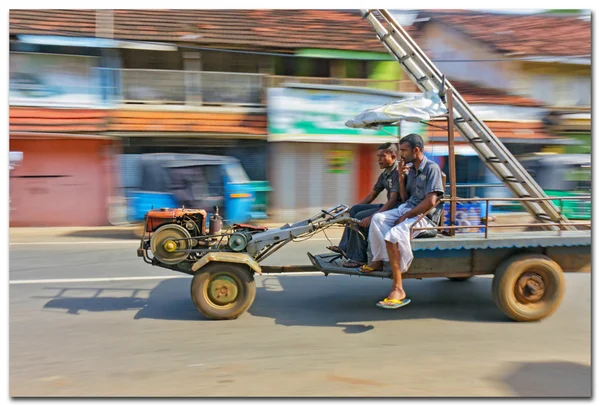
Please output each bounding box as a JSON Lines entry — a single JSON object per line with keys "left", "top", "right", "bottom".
{"left": 404, "top": 155, "right": 444, "bottom": 209}
{"left": 373, "top": 161, "right": 400, "bottom": 203}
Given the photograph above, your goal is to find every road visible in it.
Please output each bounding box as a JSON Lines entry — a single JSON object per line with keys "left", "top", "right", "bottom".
{"left": 9, "top": 232, "right": 592, "bottom": 397}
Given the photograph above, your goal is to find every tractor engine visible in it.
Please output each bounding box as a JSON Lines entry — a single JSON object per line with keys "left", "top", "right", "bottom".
{"left": 143, "top": 207, "right": 267, "bottom": 266}
{"left": 145, "top": 208, "right": 209, "bottom": 264}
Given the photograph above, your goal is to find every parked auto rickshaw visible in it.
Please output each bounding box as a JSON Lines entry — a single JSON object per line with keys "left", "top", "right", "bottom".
{"left": 520, "top": 153, "right": 591, "bottom": 220}
{"left": 127, "top": 153, "right": 261, "bottom": 225}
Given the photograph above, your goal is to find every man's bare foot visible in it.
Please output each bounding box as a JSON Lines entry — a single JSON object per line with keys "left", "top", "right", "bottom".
{"left": 359, "top": 261, "right": 383, "bottom": 273}
{"left": 379, "top": 288, "right": 406, "bottom": 304}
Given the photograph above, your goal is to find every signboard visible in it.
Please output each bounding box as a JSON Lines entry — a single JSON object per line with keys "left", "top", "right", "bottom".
{"left": 326, "top": 150, "right": 352, "bottom": 173}
{"left": 10, "top": 52, "right": 101, "bottom": 106}
{"left": 443, "top": 202, "right": 486, "bottom": 233}
{"left": 267, "top": 86, "right": 426, "bottom": 143}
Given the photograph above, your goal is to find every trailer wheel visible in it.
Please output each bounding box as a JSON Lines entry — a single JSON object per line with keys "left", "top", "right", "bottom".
{"left": 492, "top": 254, "right": 565, "bottom": 322}
{"left": 190, "top": 262, "right": 256, "bottom": 320}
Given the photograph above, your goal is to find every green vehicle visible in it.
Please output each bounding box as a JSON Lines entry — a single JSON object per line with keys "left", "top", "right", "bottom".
{"left": 520, "top": 153, "right": 591, "bottom": 220}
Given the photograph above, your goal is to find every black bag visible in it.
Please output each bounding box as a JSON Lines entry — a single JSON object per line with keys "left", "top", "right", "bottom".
{"left": 414, "top": 199, "right": 444, "bottom": 239}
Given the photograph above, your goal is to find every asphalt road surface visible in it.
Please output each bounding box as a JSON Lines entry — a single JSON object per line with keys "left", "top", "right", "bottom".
{"left": 9, "top": 233, "right": 592, "bottom": 397}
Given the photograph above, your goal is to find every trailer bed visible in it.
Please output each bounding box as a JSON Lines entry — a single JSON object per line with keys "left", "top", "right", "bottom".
{"left": 260, "top": 230, "right": 591, "bottom": 279}
{"left": 411, "top": 230, "right": 590, "bottom": 251}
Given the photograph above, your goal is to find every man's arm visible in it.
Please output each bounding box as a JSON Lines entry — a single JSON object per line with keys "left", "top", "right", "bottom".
{"left": 399, "top": 164, "right": 409, "bottom": 203}
{"left": 395, "top": 165, "right": 444, "bottom": 225}
{"left": 358, "top": 191, "right": 399, "bottom": 228}
{"left": 357, "top": 190, "right": 378, "bottom": 205}
{"left": 358, "top": 169, "right": 400, "bottom": 227}
{"left": 394, "top": 192, "right": 438, "bottom": 225}
{"left": 379, "top": 168, "right": 401, "bottom": 212}
{"left": 379, "top": 191, "right": 399, "bottom": 213}
{"left": 360, "top": 172, "right": 386, "bottom": 205}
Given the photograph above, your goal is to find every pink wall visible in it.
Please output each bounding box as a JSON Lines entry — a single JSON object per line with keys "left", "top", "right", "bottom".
{"left": 9, "top": 137, "right": 119, "bottom": 227}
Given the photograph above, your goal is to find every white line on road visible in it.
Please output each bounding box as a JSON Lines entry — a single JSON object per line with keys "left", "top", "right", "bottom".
{"left": 10, "top": 240, "right": 141, "bottom": 246}
{"left": 9, "top": 273, "right": 330, "bottom": 285}
{"left": 9, "top": 275, "right": 191, "bottom": 285}
{"left": 10, "top": 238, "right": 336, "bottom": 246}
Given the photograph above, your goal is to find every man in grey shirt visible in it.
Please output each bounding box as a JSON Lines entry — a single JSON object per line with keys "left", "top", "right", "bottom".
{"left": 327, "top": 142, "right": 401, "bottom": 268}
{"left": 360, "top": 134, "right": 445, "bottom": 309}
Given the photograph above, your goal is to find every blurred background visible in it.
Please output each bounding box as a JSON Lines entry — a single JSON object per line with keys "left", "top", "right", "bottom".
{"left": 8, "top": 9, "right": 591, "bottom": 227}
{"left": 8, "top": 10, "right": 592, "bottom": 398}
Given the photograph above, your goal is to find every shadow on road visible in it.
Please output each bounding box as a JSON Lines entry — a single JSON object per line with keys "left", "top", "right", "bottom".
{"left": 35, "top": 274, "right": 510, "bottom": 331}
{"left": 498, "top": 361, "right": 591, "bottom": 397}
{"left": 35, "top": 282, "right": 201, "bottom": 321}
{"left": 246, "top": 275, "right": 510, "bottom": 332}
{"left": 35, "top": 286, "right": 150, "bottom": 315}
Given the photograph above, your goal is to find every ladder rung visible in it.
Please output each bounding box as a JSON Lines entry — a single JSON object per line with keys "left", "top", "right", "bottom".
{"left": 502, "top": 177, "right": 521, "bottom": 183}
{"left": 417, "top": 76, "right": 429, "bottom": 84}
{"left": 470, "top": 138, "right": 484, "bottom": 143}
{"left": 380, "top": 31, "right": 394, "bottom": 40}
{"left": 398, "top": 54, "right": 412, "bottom": 62}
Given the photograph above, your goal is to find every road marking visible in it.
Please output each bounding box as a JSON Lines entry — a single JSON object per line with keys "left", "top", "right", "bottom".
{"left": 10, "top": 240, "right": 141, "bottom": 246}
{"left": 9, "top": 275, "right": 191, "bottom": 285}
{"left": 9, "top": 273, "right": 332, "bottom": 285}
{"left": 10, "top": 238, "right": 338, "bottom": 246}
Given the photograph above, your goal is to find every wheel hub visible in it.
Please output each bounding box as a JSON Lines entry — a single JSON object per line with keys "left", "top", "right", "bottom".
{"left": 208, "top": 276, "right": 239, "bottom": 305}
{"left": 163, "top": 240, "right": 177, "bottom": 252}
{"left": 515, "top": 272, "right": 545, "bottom": 303}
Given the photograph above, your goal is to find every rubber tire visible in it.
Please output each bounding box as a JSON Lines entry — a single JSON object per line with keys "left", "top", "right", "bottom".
{"left": 447, "top": 276, "right": 473, "bottom": 282}
{"left": 492, "top": 254, "right": 565, "bottom": 322}
{"left": 191, "top": 262, "right": 256, "bottom": 320}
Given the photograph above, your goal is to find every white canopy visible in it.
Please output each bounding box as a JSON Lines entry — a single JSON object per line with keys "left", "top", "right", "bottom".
{"left": 345, "top": 90, "right": 448, "bottom": 129}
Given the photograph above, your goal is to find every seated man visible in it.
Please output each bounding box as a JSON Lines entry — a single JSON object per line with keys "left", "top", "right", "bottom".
{"left": 360, "top": 134, "right": 444, "bottom": 309}
{"left": 327, "top": 142, "right": 401, "bottom": 268}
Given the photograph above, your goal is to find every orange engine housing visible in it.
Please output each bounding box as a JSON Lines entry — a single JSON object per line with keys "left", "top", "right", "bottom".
{"left": 145, "top": 208, "right": 208, "bottom": 234}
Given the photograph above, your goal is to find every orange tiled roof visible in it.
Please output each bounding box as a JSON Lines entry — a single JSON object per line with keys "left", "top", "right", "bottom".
{"left": 418, "top": 10, "right": 590, "bottom": 57}
{"left": 9, "top": 9, "right": 415, "bottom": 53}
{"left": 108, "top": 110, "right": 266, "bottom": 134}
{"left": 9, "top": 108, "right": 110, "bottom": 133}
{"left": 10, "top": 10, "right": 589, "bottom": 58}
{"left": 9, "top": 107, "right": 267, "bottom": 135}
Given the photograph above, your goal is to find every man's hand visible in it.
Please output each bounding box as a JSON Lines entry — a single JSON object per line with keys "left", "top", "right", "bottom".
{"left": 359, "top": 216, "right": 372, "bottom": 228}
{"left": 395, "top": 214, "right": 409, "bottom": 226}
{"left": 399, "top": 159, "right": 410, "bottom": 180}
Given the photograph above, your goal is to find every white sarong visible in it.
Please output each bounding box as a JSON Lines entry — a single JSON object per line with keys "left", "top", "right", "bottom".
{"left": 368, "top": 203, "right": 430, "bottom": 273}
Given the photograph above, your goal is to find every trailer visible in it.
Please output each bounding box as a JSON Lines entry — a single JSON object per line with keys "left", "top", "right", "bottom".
{"left": 137, "top": 199, "right": 590, "bottom": 322}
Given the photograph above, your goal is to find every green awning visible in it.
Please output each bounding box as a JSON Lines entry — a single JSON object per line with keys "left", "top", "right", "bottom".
{"left": 296, "top": 48, "right": 394, "bottom": 61}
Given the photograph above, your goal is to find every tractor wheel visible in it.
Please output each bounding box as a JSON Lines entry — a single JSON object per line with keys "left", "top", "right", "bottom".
{"left": 190, "top": 262, "right": 256, "bottom": 320}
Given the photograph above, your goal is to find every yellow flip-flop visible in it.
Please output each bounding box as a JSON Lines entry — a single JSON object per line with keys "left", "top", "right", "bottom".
{"left": 376, "top": 298, "right": 411, "bottom": 309}
{"left": 358, "top": 264, "right": 379, "bottom": 273}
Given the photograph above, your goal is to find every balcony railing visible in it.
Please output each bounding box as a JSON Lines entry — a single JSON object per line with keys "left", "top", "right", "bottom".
{"left": 119, "top": 69, "right": 265, "bottom": 106}
{"left": 8, "top": 67, "right": 419, "bottom": 108}
{"left": 117, "top": 70, "right": 418, "bottom": 106}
